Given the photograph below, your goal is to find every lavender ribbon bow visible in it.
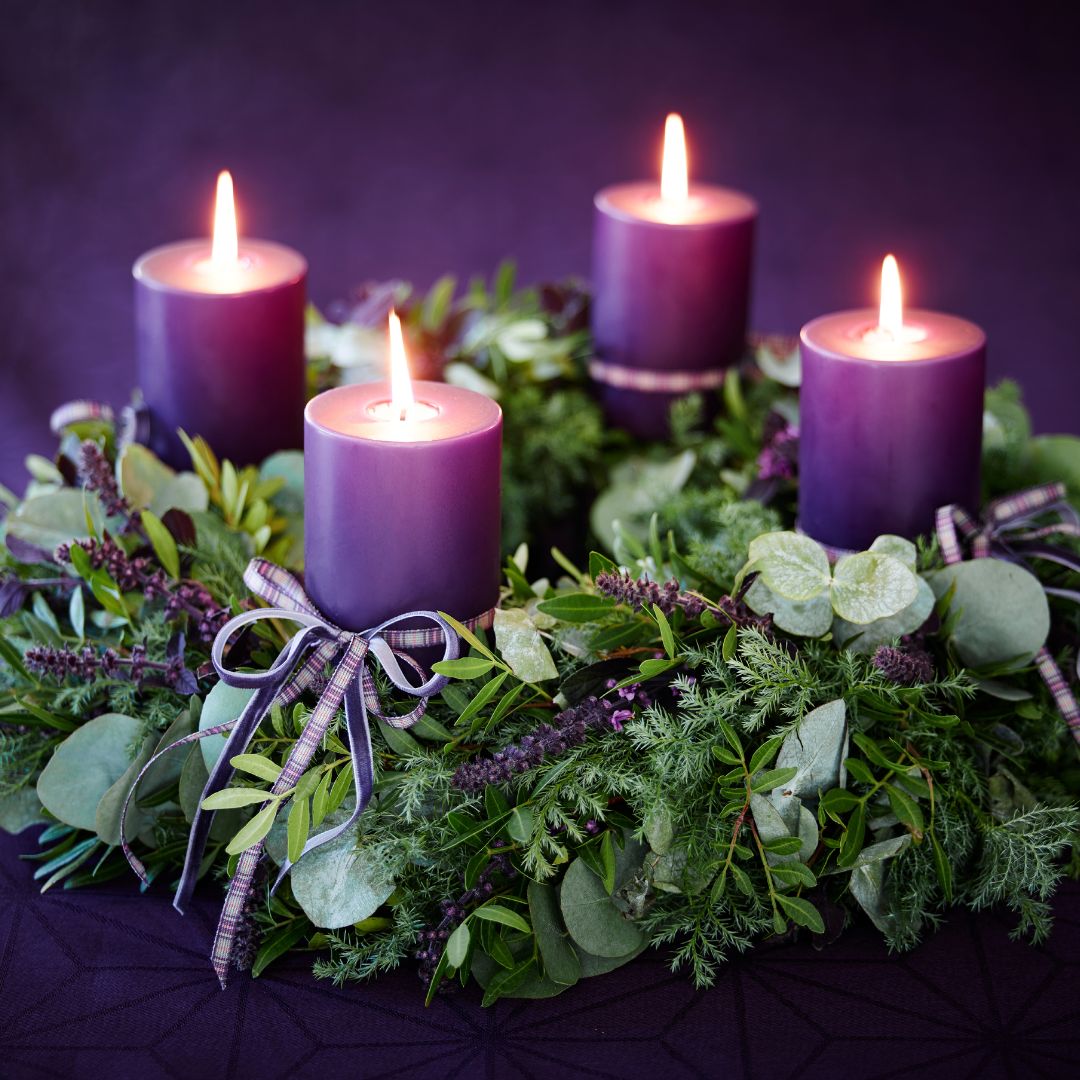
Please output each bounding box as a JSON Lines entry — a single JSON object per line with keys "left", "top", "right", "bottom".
{"left": 935, "top": 482, "right": 1080, "bottom": 742}
{"left": 50, "top": 395, "right": 151, "bottom": 454}
{"left": 121, "top": 558, "right": 462, "bottom": 987}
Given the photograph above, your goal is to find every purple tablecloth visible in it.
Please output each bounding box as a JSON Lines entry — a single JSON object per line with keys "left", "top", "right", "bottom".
{"left": 1, "top": 828, "right": 1076, "bottom": 1079}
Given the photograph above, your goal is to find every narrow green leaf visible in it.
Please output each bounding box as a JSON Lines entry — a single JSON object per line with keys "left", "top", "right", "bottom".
{"left": 454, "top": 670, "right": 509, "bottom": 730}
{"left": 748, "top": 737, "right": 782, "bottom": 776}
{"left": 287, "top": 794, "right": 310, "bottom": 864}
{"left": 481, "top": 958, "right": 533, "bottom": 1006}
{"left": 777, "top": 893, "right": 825, "bottom": 934}
{"left": 230, "top": 754, "right": 282, "bottom": 783}
{"left": 751, "top": 767, "right": 798, "bottom": 793}
{"left": 437, "top": 610, "right": 496, "bottom": 661}
{"left": 588, "top": 550, "right": 618, "bottom": 581}
{"left": 446, "top": 921, "right": 470, "bottom": 969}
{"left": 844, "top": 758, "right": 877, "bottom": 786}
{"left": 730, "top": 864, "right": 754, "bottom": 896}
{"left": 887, "top": 784, "right": 925, "bottom": 838}
{"left": 838, "top": 803, "right": 866, "bottom": 866}
{"left": 762, "top": 836, "right": 803, "bottom": 856}
{"left": 771, "top": 863, "right": 817, "bottom": 888}
{"left": 141, "top": 509, "right": 180, "bottom": 578}
{"left": 327, "top": 762, "right": 353, "bottom": 813}
{"left": 473, "top": 904, "right": 531, "bottom": 934}
{"left": 487, "top": 681, "right": 527, "bottom": 728}
{"left": 225, "top": 800, "right": 279, "bottom": 855}
{"left": 535, "top": 593, "right": 617, "bottom": 623}
{"left": 652, "top": 604, "right": 677, "bottom": 659}
{"left": 311, "top": 769, "right": 331, "bottom": 827}
{"left": 550, "top": 547, "right": 586, "bottom": 584}
{"left": 931, "top": 831, "right": 953, "bottom": 901}
{"left": 722, "top": 623, "right": 738, "bottom": 662}
{"left": 636, "top": 657, "right": 681, "bottom": 680}
{"left": 202, "top": 788, "right": 274, "bottom": 810}
{"left": 432, "top": 656, "right": 496, "bottom": 680}
{"left": 251, "top": 919, "right": 309, "bottom": 978}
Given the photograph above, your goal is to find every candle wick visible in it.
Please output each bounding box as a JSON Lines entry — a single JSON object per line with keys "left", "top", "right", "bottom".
{"left": 399, "top": 407, "right": 407, "bottom": 422}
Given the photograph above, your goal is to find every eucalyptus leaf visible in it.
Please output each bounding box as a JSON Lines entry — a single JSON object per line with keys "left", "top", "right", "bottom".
{"left": 772, "top": 699, "right": 847, "bottom": 803}
{"left": 559, "top": 857, "right": 646, "bottom": 958}
{"left": 200, "top": 681, "right": 256, "bottom": 770}
{"left": 745, "top": 578, "right": 833, "bottom": 637}
{"left": 868, "top": 535, "right": 917, "bottom": 571}
{"left": 493, "top": 608, "right": 558, "bottom": 682}
{"left": 849, "top": 859, "right": 895, "bottom": 934}
{"left": 36, "top": 713, "right": 144, "bottom": 831}
{"left": 119, "top": 443, "right": 208, "bottom": 515}
{"left": 831, "top": 552, "right": 918, "bottom": 625}
{"left": 589, "top": 451, "right": 696, "bottom": 550}
{"left": 288, "top": 810, "right": 395, "bottom": 929}
{"left": 929, "top": 559, "right": 1050, "bottom": 668}
{"left": 8, "top": 490, "right": 104, "bottom": 554}
{"left": 0, "top": 787, "right": 46, "bottom": 834}
{"left": 528, "top": 882, "right": 581, "bottom": 986}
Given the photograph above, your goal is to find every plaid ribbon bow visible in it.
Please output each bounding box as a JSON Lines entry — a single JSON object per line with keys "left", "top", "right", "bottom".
{"left": 121, "top": 558, "right": 469, "bottom": 987}
{"left": 935, "top": 482, "right": 1080, "bottom": 743}
{"left": 50, "top": 395, "right": 151, "bottom": 453}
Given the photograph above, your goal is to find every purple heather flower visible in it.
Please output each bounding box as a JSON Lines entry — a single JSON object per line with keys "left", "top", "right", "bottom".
{"left": 416, "top": 851, "right": 516, "bottom": 986}
{"left": 77, "top": 441, "right": 141, "bottom": 532}
{"left": 595, "top": 570, "right": 706, "bottom": 619}
{"left": 450, "top": 695, "right": 626, "bottom": 794}
{"left": 55, "top": 535, "right": 227, "bottom": 642}
{"left": 872, "top": 644, "right": 935, "bottom": 686}
{"left": 756, "top": 416, "right": 800, "bottom": 482}
{"left": 25, "top": 641, "right": 199, "bottom": 695}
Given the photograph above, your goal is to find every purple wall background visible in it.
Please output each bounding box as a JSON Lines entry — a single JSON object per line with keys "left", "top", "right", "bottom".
{"left": 2, "top": 0, "right": 1079, "bottom": 488}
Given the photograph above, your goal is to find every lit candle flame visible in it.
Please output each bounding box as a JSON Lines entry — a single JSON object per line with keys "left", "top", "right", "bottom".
{"left": 388, "top": 310, "right": 415, "bottom": 421}
{"left": 211, "top": 170, "right": 239, "bottom": 268}
{"left": 878, "top": 254, "right": 903, "bottom": 339}
{"left": 660, "top": 113, "right": 689, "bottom": 204}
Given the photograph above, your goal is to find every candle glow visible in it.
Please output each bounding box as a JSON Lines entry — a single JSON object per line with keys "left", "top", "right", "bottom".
{"left": 210, "top": 170, "right": 239, "bottom": 268}
{"left": 660, "top": 113, "right": 689, "bottom": 205}
{"left": 389, "top": 310, "right": 415, "bottom": 420}
{"left": 879, "top": 254, "right": 902, "bottom": 337}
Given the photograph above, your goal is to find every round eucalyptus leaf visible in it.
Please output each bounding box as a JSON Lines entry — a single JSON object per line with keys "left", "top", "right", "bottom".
{"left": 527, "top": 881, "right": 581, "bottom": 987}
{"left": 8, "top": 490, "right": 104, "bottom": 554}
{"left": 831, "top": 552, "right": 918, "bottom": 625}
{"left": 559, "top": 857, "right": 646, "bottom": 958}
{"left": 200, "top": 681, "right": 256, "bottom": 770}
{"left": 0, "top": 787, "right": 45, "bottom": 834}
{"left": 119, "top": 443, "right": 208, "bottom": 515}
{"left": 746, "top": 578, "right": 833, "bottom": 637}
{"left": 774, "top": 699, "right": 847, "bottom": 801}
{"left": 589, "top": 451, "right": 696, "bottom": 550}
{"left": 289, "top": 812, "right": 395, "bottom": 929}
{"left": 95, "top": 731, "right": 157, "bottom": 845}
{"left": 747, "top": 532, "right": 830, "bottom": 602}
{"left": 575, "top": 939, "right": 648, "bottom": 977}
{"left": 833, "top": 577, "right": 934, "bottom": 652}
{"left": 36, "top": 713, "right": 143, "bottom": 831}
{"left": 929, "top": 560, "right": 1050, "bottom": 668}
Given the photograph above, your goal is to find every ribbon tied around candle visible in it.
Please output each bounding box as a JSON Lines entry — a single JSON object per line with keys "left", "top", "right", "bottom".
{"left": 119, "top": 557, "right": 465, "bottom": 987}
{"left": 935, "top": 482, "right": 1080, "bottom": 742}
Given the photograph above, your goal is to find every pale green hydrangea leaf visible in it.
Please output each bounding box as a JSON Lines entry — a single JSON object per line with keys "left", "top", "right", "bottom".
{"left": 493, "top": 608, "right": 558, "bottom": 682}
{"left": 833, "top": 577, "right": 935, "bottom": 652}
{"left": 831, "top": 552, "right": 918, "bottom": 624}
{"left": 747, "top": 531, "right": 830, "bottom": 602}
{"left": 745, "top": 578, "right": 833, "bottom": 637}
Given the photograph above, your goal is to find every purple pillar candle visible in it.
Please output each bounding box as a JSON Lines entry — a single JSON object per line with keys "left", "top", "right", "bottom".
{"left": 798, "top": 257, "right": 986, "bottom": 551}
{"left": 133, "top": 172, "right": 306, "bottom": 469}
{"left": 591, "top": 114, "right": 757, "bottom": 439}
{"left": 304, "top": 320, "right": 502, "bottom": 630}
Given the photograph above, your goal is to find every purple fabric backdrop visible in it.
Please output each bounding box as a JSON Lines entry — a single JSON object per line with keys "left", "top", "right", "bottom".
{"left": 2, "top": 1, "right": 1080, "bottom": 489}
{"left": 2, "top": 3, "right": 1080, "bottom": 1076}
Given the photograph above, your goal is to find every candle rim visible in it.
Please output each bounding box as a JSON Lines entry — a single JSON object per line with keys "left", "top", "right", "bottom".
{"left": 801, "top": 308, "right": 986, "bottom": 365}
{"left": 594, "top": 181, "right": 758, "bottom": 229}
{"left": 133, "top": 238, "right": 307, "bottom": 296}
{"left": 305, "top": 380, "right": 502, "bottom": 446}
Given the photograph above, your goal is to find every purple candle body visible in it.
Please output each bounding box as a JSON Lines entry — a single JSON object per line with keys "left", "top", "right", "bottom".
{"left": 591, "top": 181, "right": 757, "bottom": 439}
{"left": 304, "top": 380, "right": 502, "bottom": 631}
{"left": 134, "top": 239, "right": 307, "bottom": 469}
{"left": 798, "top": 309, "right": 986, "bottom": 551}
